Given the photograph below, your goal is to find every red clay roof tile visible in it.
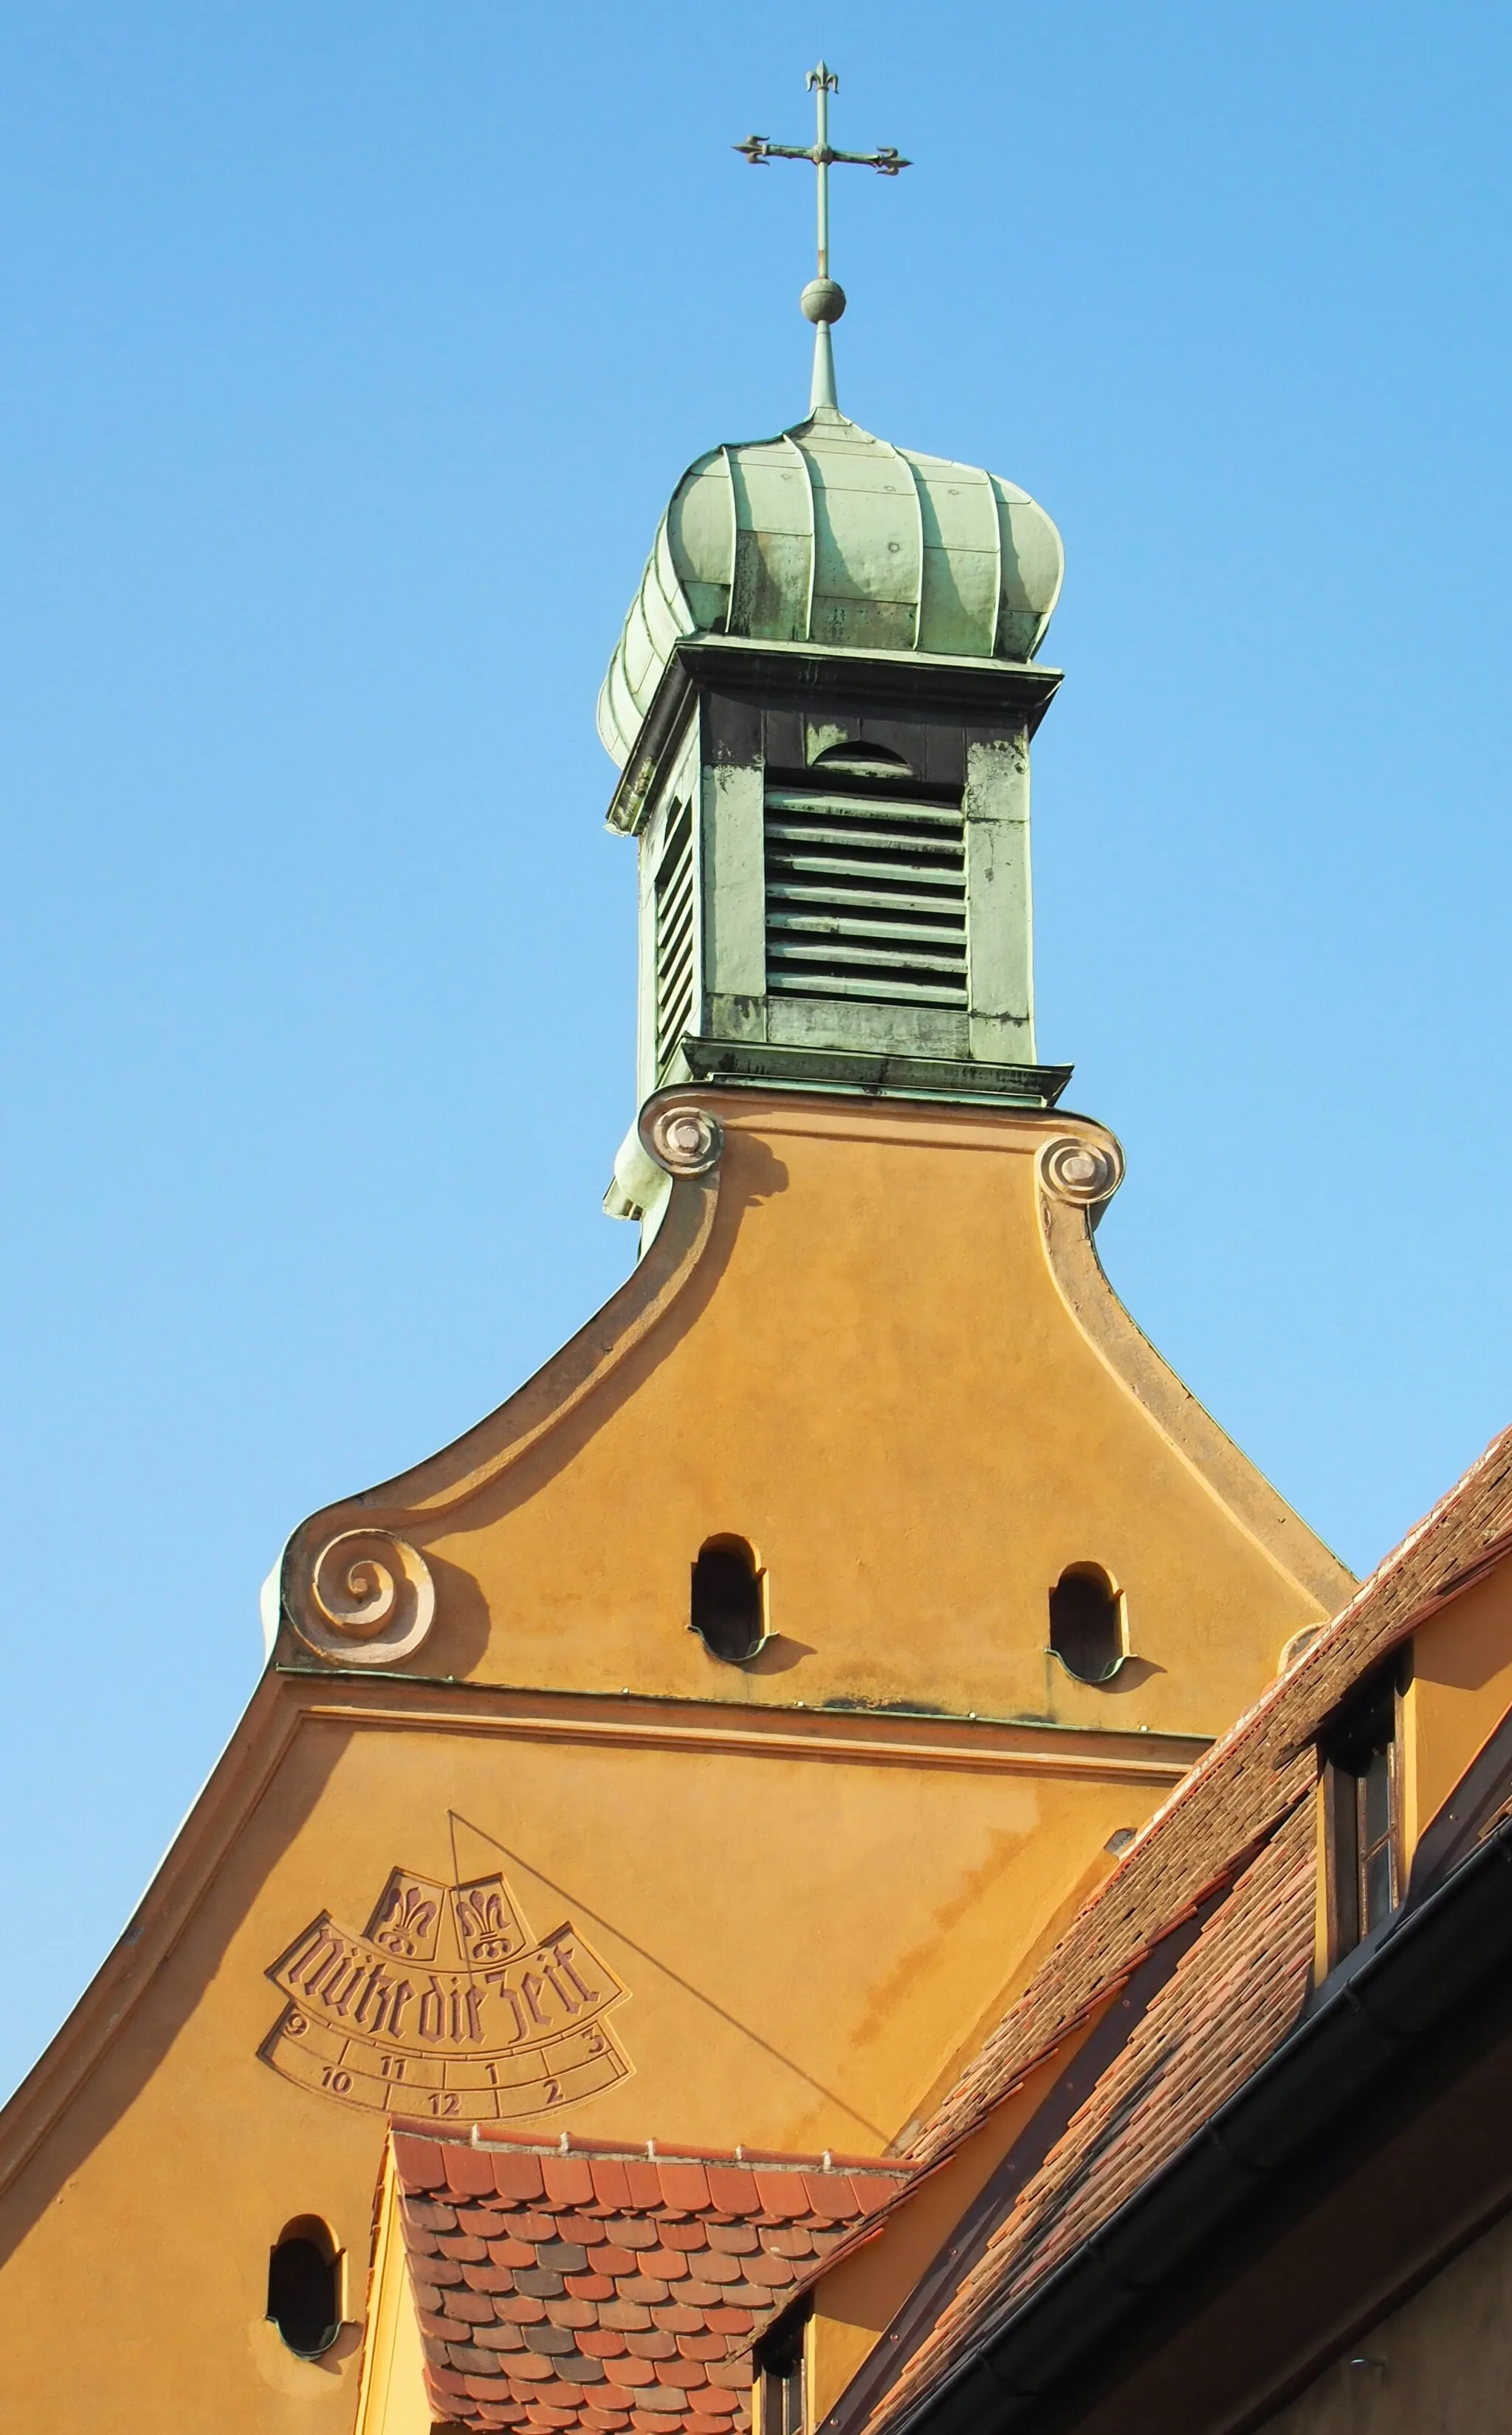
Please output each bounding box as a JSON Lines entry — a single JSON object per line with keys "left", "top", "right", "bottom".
{"left": 495, "top": 2154, "right": 548, "bottom": 2202}
{"left": 625, "top": 2159, "right": 665, "bottom": 2209}
{"left": 543, "top": 2155, "right": 597, "bottom": 2208}
{"left": 659, "top": 2163, "right": 711, "bottom": 2211}
{"left": 449, "top": 2146, "right": 504, "bottom": 2198}
{"left": 591, "top": 2160, "right": 634, "bottom": 2210}
{"left": 749, "top": 2170, "right": 805, "bottom": 2219}
{"left": 705, "top": 2166, "right": 758, "bottom": 2214}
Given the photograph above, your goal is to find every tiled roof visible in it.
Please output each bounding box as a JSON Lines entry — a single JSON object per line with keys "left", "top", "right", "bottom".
{"left": 872, "top": 1796, "right": 1317, "bottom": 2428}
{"left": 909, "top": 1421, "right": 1512, "bottom": 2171}
{"left": 817, "top": 1423, "right": 1512, "bottom": 2434}
{"left": 391, "top": 2126, "right": 918, "bottom": 2435}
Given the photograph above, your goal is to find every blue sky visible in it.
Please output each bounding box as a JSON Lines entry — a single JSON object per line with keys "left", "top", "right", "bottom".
{"left": 2, "top": 2, "right": 1511, "bottom": 2098}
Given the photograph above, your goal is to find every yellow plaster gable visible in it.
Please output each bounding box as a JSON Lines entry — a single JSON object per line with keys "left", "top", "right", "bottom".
{"left": 280, "top": 1092, "right": 1349, "bottom": 1736}
{"left": 0, "top": 1089, "right": 1351, "bottom": 2433}
{"left": 0, "top": 1670, "right": 1198, "bottom": 2431}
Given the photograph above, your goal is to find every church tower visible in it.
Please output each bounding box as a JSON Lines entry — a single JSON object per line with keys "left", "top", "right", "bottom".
{"left": 601, "top": 68, "right": 1068, "bottom": 1227}
{"left": 600, "top": 404, "right": 1065, "bottom": 1141}
{"left": 0, "top": 72, "right": 1355, "bottom": 2434}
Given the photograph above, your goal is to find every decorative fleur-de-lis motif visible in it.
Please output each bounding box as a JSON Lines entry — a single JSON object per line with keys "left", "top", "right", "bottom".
{"left": 456, "top": 1882, "right": 517, "bottom": 1963}
{"left": 371, "top": 1881, "right": 439, "bottom": 1959}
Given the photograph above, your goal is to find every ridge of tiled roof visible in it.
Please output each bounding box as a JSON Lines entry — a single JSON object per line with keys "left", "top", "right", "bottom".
{"left": 906, "top": 1420, "right": 1512, "bottom": 2172}
{"left": 391, "top": 2126, "right": 918, "bottom": 2435}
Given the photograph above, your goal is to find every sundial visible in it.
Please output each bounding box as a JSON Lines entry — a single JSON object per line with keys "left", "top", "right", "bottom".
{"left": 261, "top": 1854, "right": 631, "bottom": 2124}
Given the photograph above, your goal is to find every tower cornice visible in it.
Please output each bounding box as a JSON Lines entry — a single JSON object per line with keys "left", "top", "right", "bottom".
{"left": 607, "top": 636, "right": 1063, "bottom": 839}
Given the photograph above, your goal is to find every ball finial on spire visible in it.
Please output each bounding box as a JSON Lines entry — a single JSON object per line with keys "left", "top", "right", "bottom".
{"left": 800, "top": 278, "right": 846, "bottom": 325}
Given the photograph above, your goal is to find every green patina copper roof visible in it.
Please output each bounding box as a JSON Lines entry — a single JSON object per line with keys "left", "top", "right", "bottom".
{"left": 597, "top": 405, "right": 1065, "bottom": 769}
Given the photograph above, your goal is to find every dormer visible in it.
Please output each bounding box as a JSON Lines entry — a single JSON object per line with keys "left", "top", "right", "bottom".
{"left": 1315, "top": 1535, "right": 1512, "bottom": 1978}
{"left": 1319, "top": 1655, "right": 1407, "bottom": 1968}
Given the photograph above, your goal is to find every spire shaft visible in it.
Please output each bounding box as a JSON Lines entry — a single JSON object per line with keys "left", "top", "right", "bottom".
{"left": 809, "top": 321, "right": 837, "bottom": 413}
{"left": 813, "top": 66, "right": 831, "bottom": 277}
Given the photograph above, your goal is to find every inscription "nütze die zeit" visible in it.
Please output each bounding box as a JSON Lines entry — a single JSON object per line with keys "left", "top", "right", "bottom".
{"left": 260, "top": 1864, "right": 632, "bottom": 2124}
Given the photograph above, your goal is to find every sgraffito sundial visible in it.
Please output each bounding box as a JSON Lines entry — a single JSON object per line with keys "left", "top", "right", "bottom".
{"left": 261, "top": 1853, "right": 631, "bottom": 2124}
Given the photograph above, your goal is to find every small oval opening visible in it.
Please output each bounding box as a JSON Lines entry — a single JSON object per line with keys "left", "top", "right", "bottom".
{"left": 267, "top": 2217, "right": 340, "bottom": 2358}
{"left": 1279, "top": 1624, "right": 1324, "bottom": 1675}
{"left": 690, "top": 1536, "right": 766, "bottom": 1664}
{"left": 1049, "top": 1565, "right": 1124, "bottom": 1684}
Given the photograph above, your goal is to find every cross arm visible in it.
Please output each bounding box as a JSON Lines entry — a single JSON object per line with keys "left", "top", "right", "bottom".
{"left": 829, "top": 145, "right": 910, "bottom": 174}
{"left": 734, "top": 136, "right": 910, "bottom": 174}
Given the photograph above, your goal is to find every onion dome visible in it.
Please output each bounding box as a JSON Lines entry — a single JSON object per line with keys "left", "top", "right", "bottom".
{"left": 597, "top": 404, "right": 1064, "bottom": 770}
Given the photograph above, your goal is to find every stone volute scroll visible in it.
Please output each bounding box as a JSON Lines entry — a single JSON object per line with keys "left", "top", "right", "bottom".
{"left": 287, "top": 1528, "right": 436, "bottom": 1666}
{"left": 642, "top": 1102, "right": 725, "bottom": 1178}
{"left": 275, "top": 1099, "right": 729, "bottom": 1656}
{"left": 605, "top": 1097, "right": 725, "bottom": 1223}
{"left": 1039, "top": 1131, "right": 1125, "bottom": 1213}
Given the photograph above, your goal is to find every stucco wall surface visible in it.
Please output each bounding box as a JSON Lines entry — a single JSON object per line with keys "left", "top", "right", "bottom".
{"left": 1261, "top": 2205, "right": 1512, "bottom": 2435}
{"left": 1406, "top": 1566, "right": 1512, "bottom": 1850}
{"left": 0, "top": 1682, "right": 1182, "bottom": 2431}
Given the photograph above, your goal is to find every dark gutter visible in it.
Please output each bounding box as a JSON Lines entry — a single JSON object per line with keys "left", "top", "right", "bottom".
{"left": 893, "top": 1814, "right": 1512, "bottom": 2435}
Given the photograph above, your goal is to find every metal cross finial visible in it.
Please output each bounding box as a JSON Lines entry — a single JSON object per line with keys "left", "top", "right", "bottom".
{"left": 735, "top": 63, "right": 910, "bottom": 414}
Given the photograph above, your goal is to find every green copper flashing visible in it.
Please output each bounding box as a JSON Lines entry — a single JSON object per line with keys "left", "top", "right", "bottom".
{"left": 598, "top": 414, "right": 1064, "bottom": 774}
